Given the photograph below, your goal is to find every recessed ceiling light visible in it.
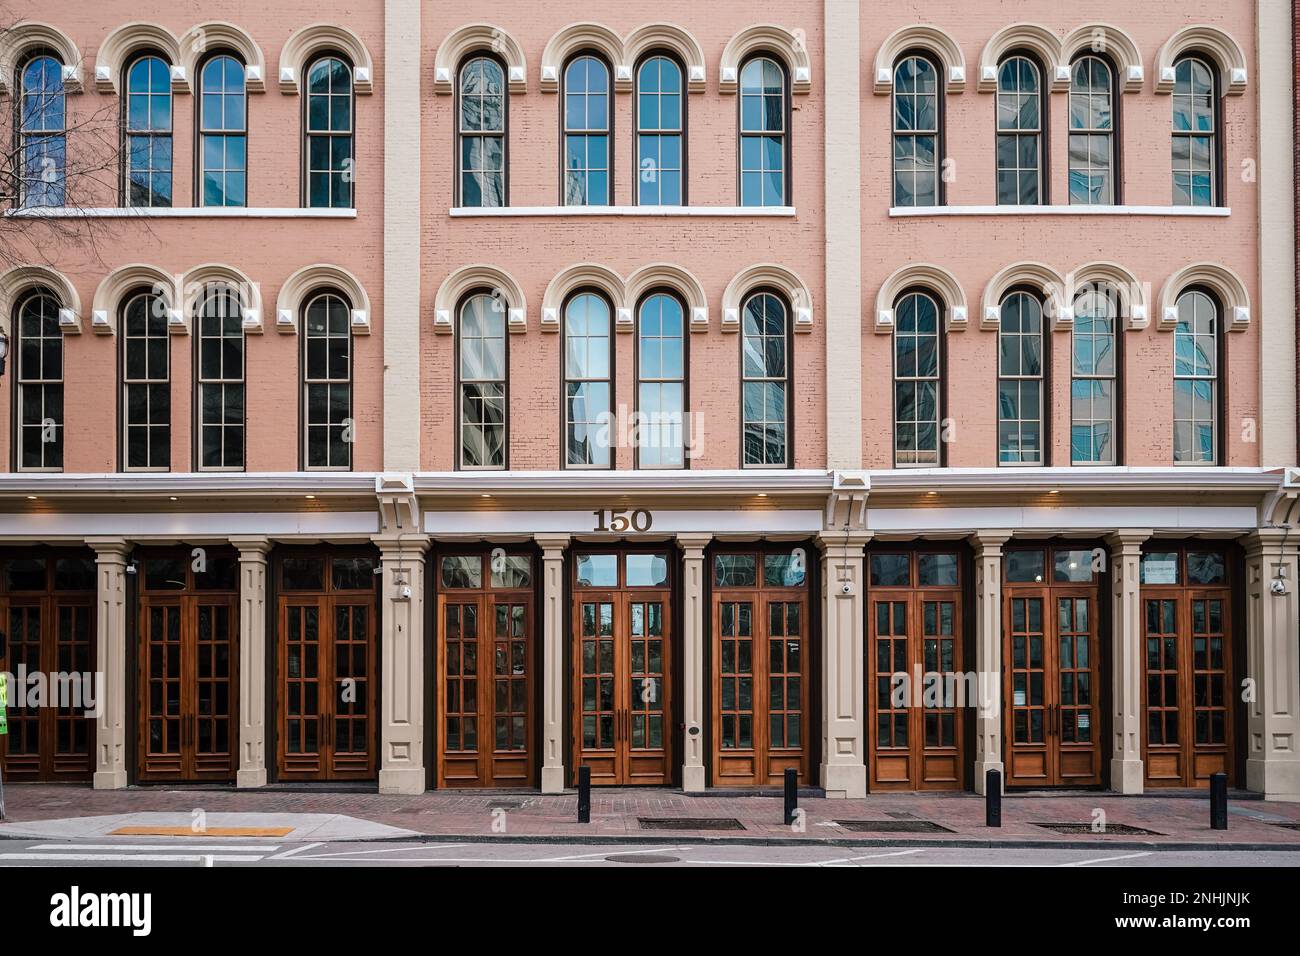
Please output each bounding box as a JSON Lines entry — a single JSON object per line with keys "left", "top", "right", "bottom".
{"left": 1049, "top": 489, "right": 1060, "bottom": 495}
{"left": 481, "top": 494, "right": 492, "bottom": 499}
{"left": 169, "top": 496, "right": 178, "bottom": 501}
{"left": 757, "top": 493, "right": 768, "bottom": 498}
{"left": 305, "top": 494, "right": 316, "bottom": 500}
{"left": 25, "top": 495, "right": 37, "bottom": 500}
{"left": 927, "top": 491, "right": 939, "bottom": 497}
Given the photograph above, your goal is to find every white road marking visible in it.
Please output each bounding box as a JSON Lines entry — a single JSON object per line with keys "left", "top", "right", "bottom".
{"left": 267, "top": 842, "right": 325, "bottom": 860}
{"left": 813, "top": 848, "right": 927, "bottom": 866}
{"left": 534, "top": 845, "right": 688, "bottom": 863}
{"left": 0, "top": 853, "right": 266, "bottom": 863}
{"left": 284, "top": 843, "right": 463, "bottom": 860}
{"left": 28, "top": 844, "right": 280, "bottom": 852}
{"left": 1058, "top": 852, "right": 1153, "bottom": 867}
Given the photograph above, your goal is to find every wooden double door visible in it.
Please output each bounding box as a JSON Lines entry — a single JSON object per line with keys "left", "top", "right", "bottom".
{"left": 711, "top": 549, "right": 810, "bottom": 786}
{"left": 436, "top": 551, "right": 536, "bottom": 788}
{"left": 276, "top": 552, "right": 379, "bottom": 780}
{"left": 572, "top": 550, "right": 673, "bottom": 786}
{"left": 136, "top": 552, "right": 239, "bottom": 782}
{"left": 1003, "top": 547, "right": 1104, "bottom": 787}
{"left": 0, "top": 553, "right": 97, "bottom": 781}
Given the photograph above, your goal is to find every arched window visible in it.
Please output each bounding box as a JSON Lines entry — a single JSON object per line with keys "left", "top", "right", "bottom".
{"left": 198, "top": 53, "right": 247, "bottom": 207}
{"left": 196, "top": 284, "right": 246, "bottom": 469}
{"left": 893, "top": 291, "right": 941, "bottom": 466}
{"left": 636, "top": 55, "right": 683, "bottom": 206}
{"left": 124, "top": 54, "right": 172, "bottom": 207}
{"left": 741, "top": 291, "right": 790, "bottom": 466}
{"left": 739, "top": 56, "right": 787, "bottom": 207}
{"left": 122, "top": 290, "right": 170, "bottom": 470}
{"left": 1173, "top": 289, "right": 1219, "bottom": 463}
{"left": 302, "top": 291, "right": 352, "bottom": 469}
{"left": 997, "top": 291, "right": 1045, "bottom": 464}
{"left": 305, "top": 55, "right": 354, "bottom": 208}
{"left": 563, "top": 291, "right": 612, "bottom": 467}
{"left": 17, "top": 52, "right": 66, "bottom": 208}
{"left": 1068, "top": 56, "right": 1114, "bottom": 205}
{"left": 563, "top": 55, "right": 610, "bottom": 205}
{"left": 1070, "top": 286, "right": 1118, "bottom": 464}
{"left": 636, "top": 291, "right": 686, "bottom": 468}
{"left": 457, "top": 55, "right": 506, "bottom": 207}
{"left": 457, "top": 292, "right": 507, "bottom": 469}
{"left": 892, "top": 55, "right": 939, "bottom": 207}
{"left": 996, "top": 55, "right": 1043, "bottom": 205}
{"left": 14, "top": 290, "right": 63, "bottom": 469}
{"left": 1172, "top": 56, "right": 1216, "bottom": 207}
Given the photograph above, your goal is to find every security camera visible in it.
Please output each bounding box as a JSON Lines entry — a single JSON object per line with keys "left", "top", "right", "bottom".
{"left": 840, "top": 582, "right": 854, "bottom": 595}
{"left": 1270, "top": 578, "right": 1289, "bottom": 596}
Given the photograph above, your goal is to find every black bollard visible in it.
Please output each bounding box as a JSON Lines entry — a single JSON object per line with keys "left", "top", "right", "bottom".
{"left": 985, "top": 769, "right": 1002, "bottom": 827}
{"left": 1210, "top": 772, "right": 1228, "bottom": 830}
{"left": 577, "top": 765, "right": 591, "bottom": 823}
{"left": 783, "top": 767, "right": 798, "bottom": 825}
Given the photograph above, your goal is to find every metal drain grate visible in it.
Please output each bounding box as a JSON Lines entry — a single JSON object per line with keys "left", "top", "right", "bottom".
{"left": 637, "top": 817, "right": 746, "bottom": 831}
{"left": 1033, "top": 823, "right": 1165, "bottom": 836}
{"left": 605, "top": 854, "right": 682, "bottom": 864}
{"left": 835, "top": 820, "right": 955, "bottom": 834}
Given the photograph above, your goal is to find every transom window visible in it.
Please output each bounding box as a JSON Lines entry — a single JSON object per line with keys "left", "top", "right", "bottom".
{"left": 563, "top": 55, "right": 610, "bottom": 205}
{"left": 892, "top": 55, "right": 939, "bottom": 207}
{"left": 199, "top": 54, "right": 247, "bottom": 207}
{"left": 122, "top": 290, "right": 170, "bottom": 470}
{"left": 14, "top": 290, "right": 63, "bottom": 470}
{"left": 124, "top": 54, "right": 172, "bottom": 207}
{"left": 1070, "top": 286, "right": 1118, "bottom": 464}
{"left": 1068, "top": 56, "right": 1114, "bottom": 205}
{"left": 996, "top": 55, "right": 1042, "bottom": 205}
{"left": 997, "top": 291, "right": 1044, "bottom": 465}
{"left": 893, "top": 291, "right": 941, "bottom": 466}
{"left": 563, "top": 291, "right": 612, "bottom": 467}
{"left": 1172, "top": 56, "right": 1216, "bottom": 207}
{"left": 636, "top": 292, "right": 686, "bottom": 468}
{"left": 458, "top": 56, "right": 506, "bottom": 207}
{"left": 1173, "top": 290, "right": 1218, "bottom": 463}
{"left": 741, "top": 292, "right": 789, "bottom": 467}
{"left": 739, "top": 56, "right": 786, "bottom": 207}
{"left": 305, "top": 55, "right": 353, "bottom": 208}
{"left": 196, "top": 285, "right": 246, "bottom": 469}
{"left": 17, "top": 53, "right": 66, "bottom": 208}
{"left": 457, "top": 292, "right": 507, "bottom": 469}
{"left": 303, "top": 292, "right": 352, "bottom": 469}
{"left": 636, "top": 55, "right": 683, "bottom": 206}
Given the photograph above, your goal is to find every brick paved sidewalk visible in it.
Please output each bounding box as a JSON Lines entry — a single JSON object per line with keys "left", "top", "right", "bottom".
{"left": 4, "top": 784, "right": 1300, "bottom": 847}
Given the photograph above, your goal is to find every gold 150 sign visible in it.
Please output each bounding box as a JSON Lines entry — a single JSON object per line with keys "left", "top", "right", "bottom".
{"left": 592, "top": 508, "right": 654, "bottom": 532}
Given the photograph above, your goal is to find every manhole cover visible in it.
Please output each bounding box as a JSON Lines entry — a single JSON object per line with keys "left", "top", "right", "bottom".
{"left": 605, "top": 854, "right": 681, "bottom": 864}
{"left": 835, "top": 820, "right": 954, "bottom": 833}
{"left": 637, "top": 817, "right": 745, "bottom": 831}
{"left": 1033, "top": 823, "right": 1165, "bottom": 836}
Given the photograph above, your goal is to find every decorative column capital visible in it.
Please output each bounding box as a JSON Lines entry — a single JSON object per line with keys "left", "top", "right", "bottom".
{"left": 969, "top": 530, "right": 1013, "bottom": 557}
{"left": 1243, "top": 527, "right": 1300, "bottom": 559}
{"left": 676, "top": 532, "right": 712, "bottom": 558}
{"left": 535, "top": 533, "right": 570, "bottom": 557}
{"left": 370, "top": 533, "right": 432, "bottom": 558}
{"left": 816, "top": 530, "right": 873, "bottom": 555}
{"left": 1106, "top": 529, "right": 1153, "bottom": 553}
{"left": 230, "top": 536, "right": 273, "bottom": 559}
{"left": 86, "top": 537, "right": 132, "bottom": 560}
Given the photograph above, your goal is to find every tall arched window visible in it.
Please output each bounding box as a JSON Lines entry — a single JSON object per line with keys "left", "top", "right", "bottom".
{"left": 636, "top": 291, "right": 686, "bottom": 468}
{"left": 1172, "top": 56, "right": 1216, "bottom": 207}
{"left": 997, "top": 291, "right": 1044, "bottom": 464}
{"left": 741, "top": 291, "right": 790, "bottom": 467}
{"left": 563, "top": 55, "right": 610, "bottom": 205}
{"left": 996, "top": 55, "right": 1043, "bottom": 205}
{"left": 1068, "top": 55, "right": 1114, "bottom": 205}
{"left": 457, "top": 55, "right": 506, "bottom": 207}
{"left": 124, "top": 54, "right": 172, "bottom": 207}
{"left": 563, "top": 291, "right": 612, "bottom": 467}
{"left": 739, "top": 56, "right": 787, "bottom": 207}
{"left": 196, "top": 284, "right": 245, "bottom": 469}
{"left": 457, "top": 291, "right": 507, "bottom": 469}
{"left": 636, "top": 55, "right": 683, "bottom": 206}
{"left": 303, "top": 291, "right": 352, "bottom": 469}
{"left": 17, "top": 52, "right": 66, "bottom": 207}
{"left": 198, "top": 53, "right": 247, "bottom": 207}
{"left": 892, "top": 55, "right": 939, "bottom": 207}
{"left": 893, "top": 291, "right": 941, "bottom": 466}
{"left": 122, "top": 290, "right": 170, "bottom": 470}
{"left": 1071, "top": 286, "right": 1118, "bottom": 464}
{"left": 305, "top": 55, "right": 354, "bottom": 208}
{"left": 14, "top": 289, "right": 63, "bottom": 469}
{"left": 1173, "top": 289, "right": 1219, "bottom": 463}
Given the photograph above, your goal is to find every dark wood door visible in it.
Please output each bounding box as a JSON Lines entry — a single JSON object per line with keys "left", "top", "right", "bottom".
{"left": 138, "top": 595, "right": 238, "bottom": 781}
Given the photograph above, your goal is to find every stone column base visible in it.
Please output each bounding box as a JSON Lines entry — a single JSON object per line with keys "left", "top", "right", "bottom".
{"left": 93, "top": 769, "right": 128, "bottom": 790}
{"left": 972, "top": 760, "right": 1005, "bottom": 794}
{"left": 541, "top": 766, "right": 566, "bottom": 794}
{"left": 1247, "top": 758, "right": 1300, "bottom": 802}
{"left": 379, "top": 768, "right": 426, "bottom": 795}
{"left": 682, "top": 765, "right": 706, "bottom": 793}
{"left": 237, "top": 769, "right": 268, "bottom": 789}
{"left": 820, "top": 762, "right": 866, "bottom": 799}
{"left": 1109, "top": 758, "right": 1144, "bottom": 795}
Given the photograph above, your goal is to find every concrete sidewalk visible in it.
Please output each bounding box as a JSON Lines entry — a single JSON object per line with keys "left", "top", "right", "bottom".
{"left": 3, "top": 784, "right": 1300, "bottom": 849}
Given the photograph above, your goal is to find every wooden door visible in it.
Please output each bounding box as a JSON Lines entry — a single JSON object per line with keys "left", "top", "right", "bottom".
{"left": 1, "top": 599, "right": 45, "bottom": 778}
